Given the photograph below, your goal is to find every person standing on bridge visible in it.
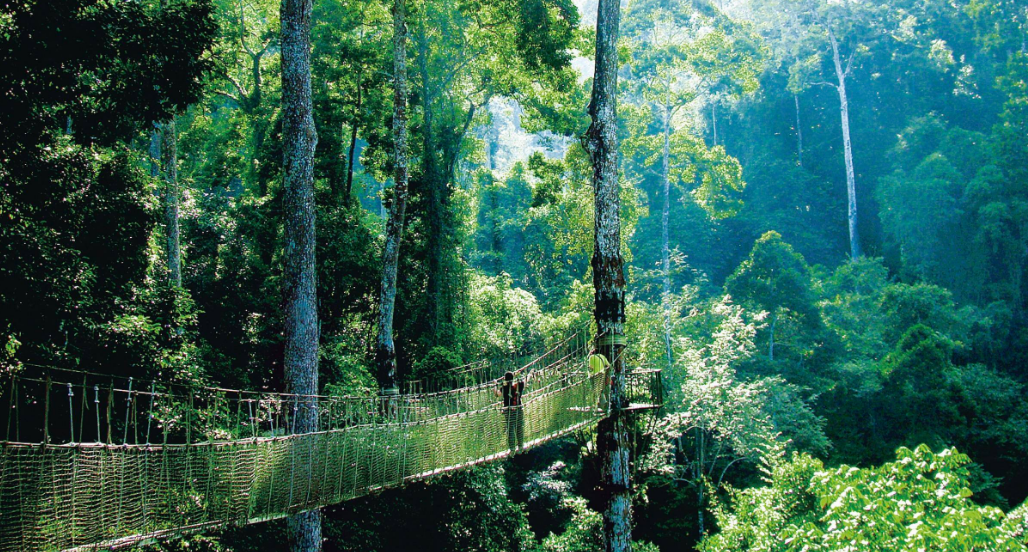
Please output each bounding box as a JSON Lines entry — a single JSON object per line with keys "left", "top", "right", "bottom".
{"left": 498, "top": 371, "right": 526, "bottom": 453}
{"left": 588, "top": 349, "right": 611, "bottom": 411}
{"left": 588, "top": 349, "right": 610, "bottom": 376}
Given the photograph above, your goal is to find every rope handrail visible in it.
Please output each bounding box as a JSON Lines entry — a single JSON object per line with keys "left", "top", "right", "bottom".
{"left": 9, "top": 321, "right": 593, "bottom": 404}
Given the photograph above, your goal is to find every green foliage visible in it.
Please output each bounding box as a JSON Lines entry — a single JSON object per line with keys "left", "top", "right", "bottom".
{"left": 726, "top": 232, "right": 835, "bottom": 391}
{"left": 466, "top": 272, "right": 547, "bottom": 360}
{"left": 7, "top": 0, "right": 1028, "bottom": 548}
{"left": 703, "top": 446, "right": 1028, "bottom": 552}
{"left": 727, "top": 232, "right": 819, "bottom": 327}
{"left": 412, "top": 346, "right": 463, "bottom": 381}
{"left": 0, "top": 0, "right": 216, "bottom": 144}
{"left": 320, "top": 335, "right": 376, "bottom": 397}
{"left": 473, "top": 165, "right": 533, "bottom": 283}
{"left": 638, "top": 296, "right": 826, "bottom": 545}
{"left": 540, "top": 497, "right": 660, "bottom": 552}
{"left": 322, "top": 465, "right": 536, "bottom": 552}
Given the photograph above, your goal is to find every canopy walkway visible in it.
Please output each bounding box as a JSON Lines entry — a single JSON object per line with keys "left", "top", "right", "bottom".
{"left": 0, "top": 329, "right": 662, "bottom": 552}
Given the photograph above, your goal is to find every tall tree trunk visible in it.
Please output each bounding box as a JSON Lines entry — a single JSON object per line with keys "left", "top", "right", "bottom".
{"left": 794, "top": 94, "right": 803, "bottom": 168}
{"left": 696, "top": 429, "right": 705, "bottom": 535}
{"left": 149, "top": 124, "right": 162, "bottom": 180}
{"left": 711, "top": 102, "right": 717, "bottom": 147}
{"left": 585, "top": 0, "right": 631, "bottom": 550}
{"left": 254, "top": 115, "right": 269, "bottom": 197}
{"left": 829, "top": 31, "right": 861, "bottom": 259}
{"left": 661, "top": 107, "right": 673, "bottom": 369}
{"left": 345, "top": 80, "right": 362, "bottom": 205}
{"left": 417, "top": 21, "right": 445, "bottom": 338}
{"left": 162, "top": 119, "right": 182, "bottom": 288}
{"left": 376, "top": 0, "right": 410, "bottom": 394}
{"left": 281, "top": 0, "right": 321, "bottom": 548}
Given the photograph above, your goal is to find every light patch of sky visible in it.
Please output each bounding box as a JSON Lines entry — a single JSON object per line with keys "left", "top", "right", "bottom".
{"left": 482, "top": 98, "right": 572, "bottom": 177}
{"left": 474, "top": 0, "right": 598, "bottom": 179}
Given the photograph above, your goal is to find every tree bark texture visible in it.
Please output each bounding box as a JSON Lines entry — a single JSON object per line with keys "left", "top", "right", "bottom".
{"left": 281, "top": 0, "right": 321, "bottom": 548}
{"left": 376, "top": 0, "right": 410, "bottom": 393}
{"left": 829, "top": 30, "right": 861, "bottom": 259}
{"left": 585, "top": 0, "right": 631, "bottom": 550}
{"left": 161, "top": 119, "right": 182, "bottom": 288}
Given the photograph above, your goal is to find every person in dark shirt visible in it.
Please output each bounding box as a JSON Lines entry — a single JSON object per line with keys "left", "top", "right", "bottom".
{"left": 498, "top": 371, "right": 526, "bottom": 453}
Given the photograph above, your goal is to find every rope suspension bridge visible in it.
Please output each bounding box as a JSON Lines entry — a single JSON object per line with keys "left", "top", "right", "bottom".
{"left": 0, "top": 327, "right": 662, "bottom": 552}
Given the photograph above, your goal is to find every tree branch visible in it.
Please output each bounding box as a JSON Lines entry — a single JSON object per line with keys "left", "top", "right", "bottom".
{"left": 213, "top": 89, "right": 242, "bottom": 105}
{"left": 844, "top": 49, "right": 856, "bottom": 78}
{"left": 237, "top": 0, "right": 258, "bottom": 59}
{"left": 218, "top": 70, "right": 249, "bottom": 101}
{"left": 716, "top": 456, "right": 746, "bottom": 488}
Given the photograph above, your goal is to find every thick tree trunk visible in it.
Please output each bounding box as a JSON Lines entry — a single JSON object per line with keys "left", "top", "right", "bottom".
{"left": 829, "top": 31, "right": 861, "bottom": 259}
{"left": 281, "top": 0, "right": 321, "bottom": 549}
{"left": 161, "top": 119, "right": 182, "bottom": 288}
{"left": 794, "top": 94, "right": 803, "bottom": 168}
{"left": 376, "top": 0, "right": 410, "bottom": 393}
{"left": 661, "top": 108, "right": 673, "bottom": 369}
{"left": 585, "top": 0, "right": 631, "bottom": 550}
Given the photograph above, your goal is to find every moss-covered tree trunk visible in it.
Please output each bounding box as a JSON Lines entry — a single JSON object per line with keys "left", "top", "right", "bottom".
{"left": 585, "top": 0, "right": 631, "bottom": 550}
{"left": 376, "top": 0, "right": 410, "bottom": 393}
{"left": 281, "top": 0, "right": 321, "bottom": 548}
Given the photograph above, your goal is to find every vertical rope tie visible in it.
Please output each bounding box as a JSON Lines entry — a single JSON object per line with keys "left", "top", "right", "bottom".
{"left": 247, "top": 400, "right": 255, "bottom": 440}
{"left": 78, "top": 376, "right": 86, "bottom": 446}
{"left": 43, "top": 376, "right": 51, "bottom": 445}
{"left": 67, "top": 383, "right": 75, "bottom": 443}
{"left": 123, "top": 378, "right": 134, "bottom": 446}
{"left": 146, "top": 383, "right": 156, "bottom": 446}
{"left": 5, "top": 376, "right": 15, "bottom": 442}
{"left": 106, "top": 383, "right": 114, "bottom": 444}
{"left": 93, "top": 385, "right": 100, "bottom": 444}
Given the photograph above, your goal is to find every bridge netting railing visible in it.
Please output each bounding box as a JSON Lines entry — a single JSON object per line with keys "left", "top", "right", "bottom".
{"left": 0, "top": 326, "right": 631, "bottom": 552}
{"left": 403, "top": 323, "right": 594, "bottom": 395}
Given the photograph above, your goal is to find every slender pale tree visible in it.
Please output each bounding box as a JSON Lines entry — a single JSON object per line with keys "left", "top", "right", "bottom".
{"left": 794, "top": 94, "right": 803, "bottom": 166}
{"left": 780, "top": 0, "right": 892, "bottom": 259}
{"left": 154, "top": 0, "right": 182, "bottom": 288}
{"left": 823, "top": 20, "right": 860, "bottom": 259}
{"left": 635, "top": 15, "right": 694, "bottom": 371}
{"left": 281, "top": 0, "right": 320, "bottom": 548}
{"left": 161, "top": 119, "right": 182, "bottom": 288}
{"left": 375, "top": 0, "right": 410, "bottom": 394}
{"left": 626, "top": 8, "right": 755, "bottom": 370}
{"left": 585, "top": 0, "right": 631, "bottom": 550}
